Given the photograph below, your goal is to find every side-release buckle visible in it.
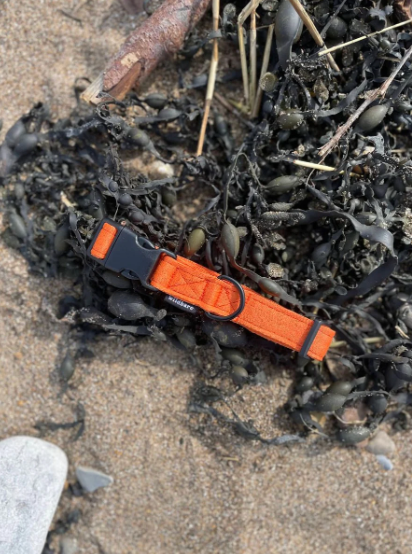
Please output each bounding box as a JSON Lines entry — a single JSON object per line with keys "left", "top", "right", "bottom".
{"left": 87, "top": 218, "right": 176, "bottom": 291}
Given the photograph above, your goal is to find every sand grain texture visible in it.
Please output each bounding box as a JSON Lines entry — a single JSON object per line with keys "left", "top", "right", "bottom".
{"left": 1, "top": 2, "right": 412, "bottom": 553}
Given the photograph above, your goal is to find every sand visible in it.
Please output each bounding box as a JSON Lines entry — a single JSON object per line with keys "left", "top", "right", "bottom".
{"left": 1, "top": 2, "right": 412, "bottom": 553}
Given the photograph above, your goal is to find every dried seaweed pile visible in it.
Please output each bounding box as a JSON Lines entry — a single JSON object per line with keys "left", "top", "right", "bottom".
{"left": 3, "top": 0, "right": 412, "bottom": 446}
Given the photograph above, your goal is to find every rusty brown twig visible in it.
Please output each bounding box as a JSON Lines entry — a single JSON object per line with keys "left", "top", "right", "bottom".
{"left": 318, "top": 43, "right": 412, "bottom": 160}
{"left": 82, "top": 0, "right": 211, "bottom": 104}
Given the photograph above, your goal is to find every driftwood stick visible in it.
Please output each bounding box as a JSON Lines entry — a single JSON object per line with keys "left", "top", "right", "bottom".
{"left": 318, "top": 43, "right": 412, "bottom": 160}
{"left": 82, "top": 0, "right": 211, "bottom": 104}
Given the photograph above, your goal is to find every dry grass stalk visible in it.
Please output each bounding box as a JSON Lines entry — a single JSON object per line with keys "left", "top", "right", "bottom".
{"left": 238, "top": 24, "right": 249, "bottom": 106}
{"left": 252, "top": 24, "right": 274, "bottom": 118}
{"left": 292, "top": 159, "right": 337, "bottom": 171}
{"left": 237, "top": 1, "right": 254, "bottom": 106}
{"left": 196, "top": 0, "right": 220, "bottom": 156}
{"left": 319, "top": 19, "right": 412, "bottom": 57}
{"left": 287, "top": 0, "right": 340, "bottom": 71}
{"left": 249, "top": 0, "right": 258, "bottom": 108}
{"left": 237, "top": 0, "right": 264, "bottom": 107}
{"left": 291, "top": 159, "right": 361, "bottom": 177}
{"left": 331, "top": 337, "right": 384, "bottom": 348}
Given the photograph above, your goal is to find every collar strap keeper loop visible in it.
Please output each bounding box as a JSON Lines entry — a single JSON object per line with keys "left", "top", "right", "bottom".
{"left": 299, "top": 319, "right": 323, "bottom": 359}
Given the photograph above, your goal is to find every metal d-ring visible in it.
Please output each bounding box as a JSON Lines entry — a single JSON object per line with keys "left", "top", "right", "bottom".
{"left": 205, "top": 275, "right": 246, "bottom": 322}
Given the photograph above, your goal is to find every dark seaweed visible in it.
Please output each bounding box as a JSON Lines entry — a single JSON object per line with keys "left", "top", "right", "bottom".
{"left": 3, "top": 0, "right": 412, "bottom": 446}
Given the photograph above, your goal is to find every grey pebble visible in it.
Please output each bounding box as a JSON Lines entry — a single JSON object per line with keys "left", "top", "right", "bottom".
{"left": 59, "top": 352, "right": 75, "bottom": 382}
{"left": 9, "top": 211, "right": 27, "bottom": 239}
{"left": 376, "top": 455, "right": 394, "bottom": 471}
{"left": 366, "top": 430, "right": 396, "bottom": 456}
{"left": 76, "top": 466, "right": 114, "bottom": 493}
{"left": 5, "top": 120, "right": 26, "bottom": 148}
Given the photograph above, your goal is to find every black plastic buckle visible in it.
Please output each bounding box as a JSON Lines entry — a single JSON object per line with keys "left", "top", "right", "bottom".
{"left": 87, "top": 219, "right": 176, "bottom": 291}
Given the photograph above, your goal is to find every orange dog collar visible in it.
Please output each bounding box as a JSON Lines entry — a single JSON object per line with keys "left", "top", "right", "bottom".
{"left": 87, "top": 219, "right": 335, "bottom": 361}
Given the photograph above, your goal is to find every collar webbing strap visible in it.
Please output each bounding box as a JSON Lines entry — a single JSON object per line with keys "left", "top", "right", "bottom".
{"left": 150, "top": 254, "right": 335, "bottom": 361}
{"left": 87, "top": 219, "right": 335, "bottom": 361}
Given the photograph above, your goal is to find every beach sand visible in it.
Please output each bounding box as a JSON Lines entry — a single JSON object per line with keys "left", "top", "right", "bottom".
{"left": 1, "top": 2, "right": 412, "bottom": 552}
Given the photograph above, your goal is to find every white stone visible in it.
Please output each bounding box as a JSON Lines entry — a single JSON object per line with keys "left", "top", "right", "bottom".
{"left": 75, "top": 466, "right": 113, "bottom": 493}
{"left": 376, "top": 455, "right": 394, "bottom": 471}
{"left": 147, "top": 160, "right": 175, "bottom": 180}
{"left": 0, "top": 436, "right": 68, "bottom": 554}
